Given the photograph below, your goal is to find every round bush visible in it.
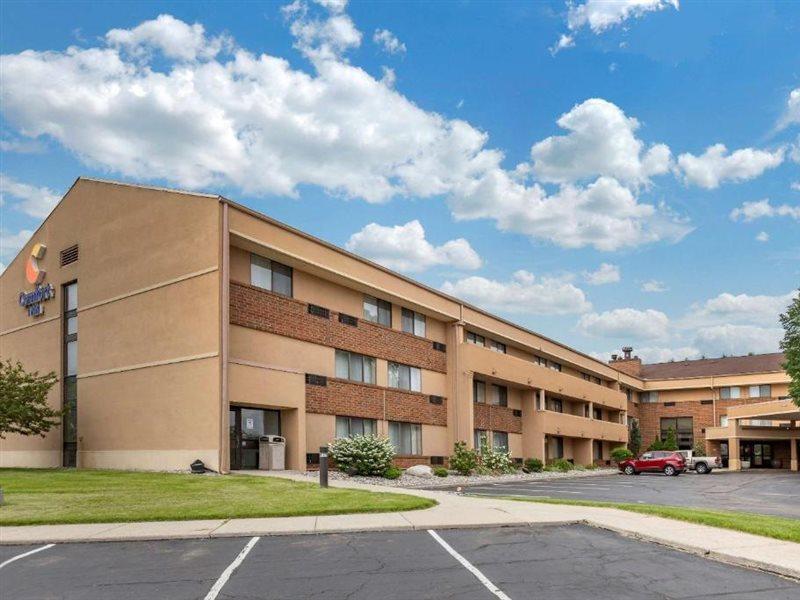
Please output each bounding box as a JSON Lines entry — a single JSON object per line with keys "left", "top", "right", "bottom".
{"left": 550, "top": 458, "right": 574, "bottom": 472}
{"left": 383, "top": 465, "right": 402, "bottom": 479}
{"left": 610, "top": 446, "right": 634, "bottom": 463}
{"left": 524, "top": 458, "right": 543, "bottom": 473}
{"left": 433, "top": 467, "right": 449, "bottom": 477}
{"left": 450, "top": 441, "right": 479, "bottom": 475}
{"left": 329, "top": 435, "right": 395, "bottom": 476}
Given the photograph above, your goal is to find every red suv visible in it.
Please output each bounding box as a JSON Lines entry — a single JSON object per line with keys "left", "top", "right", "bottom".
{"left": 618, "top": 451, "right": 686, "bottom": 476}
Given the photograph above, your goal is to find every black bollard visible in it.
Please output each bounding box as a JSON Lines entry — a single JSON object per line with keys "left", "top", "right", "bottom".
{"left": 319, "top": 445, "right": 329, "bottom": 488}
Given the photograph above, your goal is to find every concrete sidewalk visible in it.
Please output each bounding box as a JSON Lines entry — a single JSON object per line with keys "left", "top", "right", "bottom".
{"left": 2, "top": 471, "right": 798, "bottom": 581}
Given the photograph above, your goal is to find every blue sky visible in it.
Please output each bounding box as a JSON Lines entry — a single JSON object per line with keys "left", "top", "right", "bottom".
{"left": 1, "top": 0, "right": 798, "bottom": 362}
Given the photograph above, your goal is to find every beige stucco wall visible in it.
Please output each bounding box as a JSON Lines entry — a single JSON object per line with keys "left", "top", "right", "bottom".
{"left": 0, "top": 179, "right": 222, "bottom": 470}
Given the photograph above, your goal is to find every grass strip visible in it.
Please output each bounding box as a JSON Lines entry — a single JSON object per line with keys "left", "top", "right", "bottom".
{"left": 492, "top": 495, "right": 800, "bottom": 544}
{"left": 0, "top": 468, "right": 435, "bottom": 526}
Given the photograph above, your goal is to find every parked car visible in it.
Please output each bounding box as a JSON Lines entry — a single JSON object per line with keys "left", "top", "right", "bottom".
{"left": 618, "top": 451, "right": 686, "bottom": 476}
{"left": 676, "top": 450, "right": 721, "bottom": 474}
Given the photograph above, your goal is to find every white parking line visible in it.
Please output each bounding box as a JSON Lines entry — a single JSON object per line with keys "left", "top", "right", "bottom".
{"left": 203, "top": 536, "right": 260, "bottom": 600}
{"left": 0, "top": 544, "right": 55, "bottom": 570}
{"left": 428, "top": 530, "right": 512, "bottom": 600}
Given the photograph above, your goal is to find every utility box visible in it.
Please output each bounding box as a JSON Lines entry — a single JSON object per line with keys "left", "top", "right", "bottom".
{"left": 259, "top": 435, "right": 286, "bottom": 470}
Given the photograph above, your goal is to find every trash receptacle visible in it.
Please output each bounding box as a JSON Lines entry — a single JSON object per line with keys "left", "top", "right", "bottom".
{"left": 258, "top": 435, "right": 286, "bottom": 470}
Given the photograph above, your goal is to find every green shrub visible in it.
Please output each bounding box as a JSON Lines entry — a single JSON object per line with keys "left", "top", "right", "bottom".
{"left": 543, "top": 464, "right": 557, "bottom": 472}
{"left": 584, "top": 463, "right": 598, "bottom": 470}
{"left": 383, "top": 465, "right": 402, "bottom": 479}
{"left": 524, "top": 458, "right": 544, "bottom": 473}
{"left": 329, "top": 435, "right": 395, "bottom": 476}
{"left": 692, "top": 440, "right": 707, "bottom": 456}
{"left": 647, "top": 438, "right": 666, "bottom": 451}
{"left": 662, "top": 426, "right": 678, "bottom": 451}
{"left": 479, "top": 441, "right": 516, "bottom": 474}
{"left": 450, "top": 441, "right": 480, "bottom": 475}
{"left": 433, "top": 467, "right": 449, "bottom": 478}
{"left": 550, "top": 458, "right": 575, "bottom": 472}
{"left": 611, "top": 446, "right": 634, "bottom": 463}
{"left": 628, "top": 419, "right": 642, "bottom": 455}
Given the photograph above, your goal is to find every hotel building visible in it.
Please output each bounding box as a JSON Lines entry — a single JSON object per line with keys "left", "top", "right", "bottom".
{"left": 0, "top": 178, "right": 796, "bottom": 473}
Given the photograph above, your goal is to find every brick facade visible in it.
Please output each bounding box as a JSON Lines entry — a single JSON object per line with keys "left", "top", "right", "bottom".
{"left": 231, "top": 282, "right": 447, "bottom": 373}
{"left": 633, "top": 397, "right": 777, "bottom": 449}
{"left": 473, "top": 403, "right": 523, "bottom": 434}
{"left": 305, "top": 378, "right": 448, "bottom": 426}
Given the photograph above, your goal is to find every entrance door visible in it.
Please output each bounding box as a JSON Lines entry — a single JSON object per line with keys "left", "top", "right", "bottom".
{"left": 229, "top": 407, "right": 281, "bottom": 470}
{"left": 753, "top": 443, "right": 772, "bottom": 468}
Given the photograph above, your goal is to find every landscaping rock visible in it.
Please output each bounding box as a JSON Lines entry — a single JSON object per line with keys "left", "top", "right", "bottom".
{"left": 405, "top": 464, "right": 434, "bottom": 478}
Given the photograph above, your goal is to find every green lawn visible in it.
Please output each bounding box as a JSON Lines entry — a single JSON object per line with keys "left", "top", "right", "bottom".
{"left": 498, "top": 495, "right": 800, "bottom": 544}
{"left": 0, "top": 469, "right": 435, "bottom": 526}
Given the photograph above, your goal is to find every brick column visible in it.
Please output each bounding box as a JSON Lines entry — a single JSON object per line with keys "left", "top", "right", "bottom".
{"left": 791, "top": 438, "right": 798, "bottom": 472}
{"left": 728, "top": 418, "right": 741, "bottom": 471}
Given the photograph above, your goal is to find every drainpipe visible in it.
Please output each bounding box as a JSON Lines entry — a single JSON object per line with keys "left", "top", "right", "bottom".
{"left": 220, "top": 202, "right": 230, "bottom": 473}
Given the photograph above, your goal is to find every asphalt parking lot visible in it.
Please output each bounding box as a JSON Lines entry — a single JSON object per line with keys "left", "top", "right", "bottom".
{"left": 2, "top": 525, "right": 798, "bottom": 600}
{"left": 460, "top": 470, "right": 800, "bottom": 519}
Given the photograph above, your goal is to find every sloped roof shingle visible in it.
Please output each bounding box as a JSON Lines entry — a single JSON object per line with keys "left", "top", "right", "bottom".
{"left": 639, "top": 353, "right": 785, "bottom": 379}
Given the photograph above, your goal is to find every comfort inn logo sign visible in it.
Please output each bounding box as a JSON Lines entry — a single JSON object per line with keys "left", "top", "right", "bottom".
{"left": 19, "top": 243, "right": 55, "bottom": 317}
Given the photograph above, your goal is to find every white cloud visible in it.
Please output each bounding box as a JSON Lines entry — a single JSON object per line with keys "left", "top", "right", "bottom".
{"left": 441, "top": 270, "right": 591, "bottom": 315}
{"left": 0, "top": 228, "right": 34, "bottom": 265}
{"left": 755, "top": 231, "right": 769, "bottom": 242}
{"left": 449, "top": 174, "right": 692, "bottom": 251}
{"left": 549, "top": 34, "right": 574, "bottom": 56}
{"left": 0, "top": 138, "right": 46, "bottom": 154}
{"left": 577, "top": 308, "right": 670, "bottom": 341}
{"left": 554, "top": 0, "right": 679, "bottom": 51}
{"left": 685, "top": 290, "right": 797, "bottom": 328}
{"left": 729, "top": 199, "right": 800, "bottom": 222}
{"left": 631, "top": 346, "right": 700, "bottom": 363}
{"left": 0, "top": 13, "right": 690, "bottom": 252}
{"left": 676, "top": 144, "right": 785, "bottom": 189}
{"left": 641, "top": 279, "right": 667, "bottom": 293}
{"left": 345, "top": 220, "right": 482, "bottom": 272}
{"left": 567, "top": 0, "right": 679, "bottom": 34}
{"left": 106, "top": 14, "right": 231, "bottom": 61}
{"left": 0, "top": 174, "right": 60, "bottom": 218}
{"left": 583, "top": 263, "right": 620, "bottom": 285}
{"left": 285, "top": 1, "right": 362, "bottom": 61}
{"left": 791, "top": 182, "right": 800, "bottom": 191}
{"left": 373, "top": 29, "right": 406, "bottom": 54}
{"left": 776, "top": 88, "right": 800, "bottom": 131}
{"left": 693, "top": 325, "right": 783, "bottom": 357}
{"left": 530, "top": 98, "right": 672, "bottom": 186}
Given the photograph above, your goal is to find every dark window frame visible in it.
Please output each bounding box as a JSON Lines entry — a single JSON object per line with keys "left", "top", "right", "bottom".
{"left": 250, "top": 253, "right": 293, "bottom": 297}
{"left": 363, "top": 295, "right": 392, "bottom": 327}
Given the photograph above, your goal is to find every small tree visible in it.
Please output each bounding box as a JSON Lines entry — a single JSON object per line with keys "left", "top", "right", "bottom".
{"left": 450, "top": 441, "right": 479, "bottom": 475}
{"left": 780, "top": 290, "right": 800, "bottom": 407}
{"left": 692, "top": 439, "right": 707, "bottom": 456}
{"left": 662, "top": 426, "right": 678, "bottom": 451}
{"left": 0, "top": 360, "right": 60, "bottom": 438}
{"left": 329, "top": 435, "right": 394, "bottom": 476}
{"left": 627, "top": 419, "right": 642, "bottom": 456}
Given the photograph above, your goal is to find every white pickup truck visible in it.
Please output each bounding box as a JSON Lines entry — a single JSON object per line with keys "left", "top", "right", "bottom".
{"left": 677, "top": 450, "right": 721, "bottom": 474}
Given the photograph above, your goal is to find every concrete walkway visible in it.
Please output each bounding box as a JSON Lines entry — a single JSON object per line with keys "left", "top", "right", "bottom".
{"left": 2, "top": 470, "right": 798, "bottom": 581}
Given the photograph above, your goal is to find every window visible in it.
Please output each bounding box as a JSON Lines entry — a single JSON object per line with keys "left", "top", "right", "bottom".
{"left": 473, "top": 380, "right": 486, "bottom": 403}
{"left": 549, "top": 398, "right": 563, "bottom": 413}
{"left": 593, "top": 440, "right": 603, "bottom": 461}
{"left": 363, "top": 295, "right": 392, "bottom": 326}
{"left": 389, "top": 421, "right": 421, "bottom": 455}
{"left": 335, "top": 416, "right": 377, "bottom": 438}
{"left": 62, "top": 282, "right": 78, "bottom": 468}
{"left": 624, "top": 388, "right": 633, "bottom": 403}
{"left": 250, "top": 254, "right": 293, "bottom": 296}
{"left": 401, "top": 308, "right": 426, "bottom": 337}
{"left": 581, "top": 373, "right": 591, "bottom": 381}
{"left": 660, "top": 417, "right": 693, "bottom": 450}
{"left": 593, "top": 407, "right": 602, "bottom": 420}
{"left": 489, "top": 340, "right": 506, "bottom": 353}
{"left": 719, "top": 386, "right": 741, "bottom": 399}
{"left": 640, "top": 391, "right": 659, "bottom": 403}
{"left": 492, "top": 431, "right": 509, "bottom": 451}
{"left": 548, "top": 360, "right": 562, "bottom": 372}
{"left": 388, "top": 362, "right": 421, "bottom": 391}
{"left": 749, "top": 385, "right": 771, "bottom": 398}
{"left": 335, "top": 350, "right": 376, "bottom": 384}
{"left": 466, "top": 331, "right": 485, "bottom": 346}
{"left": 474, "top": 429, "right": 488, "bottom": 450}
{"left": 720, "top": 415, "right": 729, "bottom": 427}
{"left": 489, "top": 384, "right": 508, "bottom": 407}
{"left": 548, "top": 436, "right": 564, "bottom": 459}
